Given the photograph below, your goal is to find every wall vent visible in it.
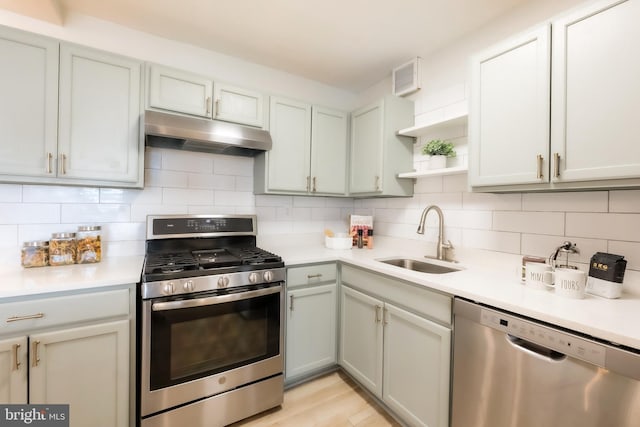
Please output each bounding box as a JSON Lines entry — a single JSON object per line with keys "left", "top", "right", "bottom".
{"left": 392, "top": 57, "right": 421, "bottom": 96}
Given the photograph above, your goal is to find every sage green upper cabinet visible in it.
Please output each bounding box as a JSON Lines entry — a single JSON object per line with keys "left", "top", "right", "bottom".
{"left": 310, "top": 106, "right": 348, "bottom": 195}
{"left": 0, "top": 27, "right": 58, "bottom": 178}
{"left": 148, "top": 64, "right": 213, "bottom": 118}
{"left": 58, "top": 44, "right": 143, "bottom": 185}
{"left": 468, "top": 25, "right": 551, "bottom": 187}
{"left": 254, "top": 97, "right": 348, "bottom": 195}
{"left": 213, "top": 83, "right": 265, "bottom": 128}
{"left": 349, "top": 95, "right": 414, "bottom": 197}
{"left": 471, "top": 0, "right": 640, "bottom": 191}
{"left": 550, "top": 0, "right": 640, "bottom": 183}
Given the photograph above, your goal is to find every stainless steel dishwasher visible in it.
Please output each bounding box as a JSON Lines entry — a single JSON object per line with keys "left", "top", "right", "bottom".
{"left": 452, "top": 298, "right": 640, "bottom": 427}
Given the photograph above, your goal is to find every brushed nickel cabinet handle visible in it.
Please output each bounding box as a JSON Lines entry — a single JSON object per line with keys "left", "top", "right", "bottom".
{"left": 59, "top": 153, "right": 67, "bottom": 175}
{"left": 536, "top": 155, "right": 543, "bottom": 179}
{"left": 46, "top": 152, "right": 53, "bottom": 174}
{"left": 554, "top": 152, "right": 560, "bottom": 178}
{"left": 307, "top": 274, "right": 322, "bottom": 279}
{"left": 6, "top": 313, "right": 44, "bottom": 323}
{"left": 375, "top": 176, "right": 380, "bottom": 191}
{"left": 206, "top": 96, "right": 212, "bottom": 115}
{"left": 215, "top": 99, "right": 220, "bottom": 117}
{"left": 306, "top": 176, "right": 311, "bottom": 192}
{"left": 312, "top": 177, "right": 317, "bottom": 192}
{"left": 383, "top": 307, "right": 389, "bottom": 325}
{"left": 32, "top": 340, "right": 40, "bottom": 367}
{"left": 375, "top": 305, "right": 382, "bottom": 323}
{"left": 289, "top": 294, "right": 294, "bottom": 311}
{"left": 12, "top": 344, "right": 20, "bottom": 371}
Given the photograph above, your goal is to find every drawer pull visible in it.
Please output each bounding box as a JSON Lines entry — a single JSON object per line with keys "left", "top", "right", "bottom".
{"left": 289, "top": 294, "right": 294, "bottom": 311}
{"left": 536, "top": 154, "right": 543, "bottom": 179}
{"left": 375, "top": 305, "right": 382, "bottom": 323}
{"left": 12, "top": 344, "right": 20, "bottom": 371}
{"left": 6, "top": 313, "right": 44, "bottom": 323}
{"left": 307, "top": 274, "right": 323, "bottom": 279}
{"left": 383, "top": 307, "right": 389, "bottom": 325}
{"left": 32, "top": 340, "right": 40, "bottom": 367}
{"left": 554, "top": 152, "right": 560, "bottom": 178}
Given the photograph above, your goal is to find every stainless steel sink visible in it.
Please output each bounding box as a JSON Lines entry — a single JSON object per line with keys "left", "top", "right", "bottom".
{"left": 378, "top": 258, "right": 461, "bottom": 274}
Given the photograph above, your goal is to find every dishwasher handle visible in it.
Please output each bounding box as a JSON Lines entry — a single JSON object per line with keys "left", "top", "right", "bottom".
{"left": 507, "top": 334, "right": 567, "bottom": 362}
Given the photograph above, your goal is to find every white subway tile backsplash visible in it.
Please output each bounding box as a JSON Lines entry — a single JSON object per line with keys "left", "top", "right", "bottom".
{"left": 359, "top": 198, "right": 389, "bottom": 209}
{"left": 292, "top": 207, "right": 312, "bottom": 221}
{"left": 414, "top": 176, "right": 443, "bottom": 193}
{"left": 609, "top": 190, "right": 640, "bottom": 213}
{"left": 145, "top": 147, "right": 162, "bottom": 169}
{"left": 0, "top": 225, "right": 18, "bottom": 247}
{"left": 566, "top": 213, "right": 640, "bottom": 241}
{"left": 522, "top": 192, "right": 608, "bottom": 212}
{"left": 61, "top": 204, "right": 130, "bottom": 223}
{"left": 608, "top": 241, "right": 640, "bottom": 270}
{"left": 235, "top": 176, "right": 253, "bottom": 192}
{"left": 162, "top": 150, "right": 213, "bottom": 173}
{"left": 187, "top": 173, "right": 235, "bottom": 190}
{"left": 494, "top": 211, "right": 564, "bottom": 236}
{"left": 418, "top": 192, "right": 463, "bottom": 210}
{"left": 443, "top": 174, "right": 467, "bottom": 192}
{"left": 0, "top": 203, "right": 60, "bottom": 224}
{"left": 101, "top": 222, "right": 146, "bottom": 242}
{"left": 131, "top": 204, "right": 187, "bottom": 222}
{"left": 255, "top": 195, "right": 293, "bottom": 207}
{"left": 100, "top": 187, "right": 162, "bottom": 205}
{"left": 145, "top": 169, "right": 188, "bottom": 188}
{"left": 445, "top": 210, "right": 492, "bottom": 230}
{"left": 257, "top": 221, "right": 293, "bottom": 235}
{"left": 325, "top": 197, "right": 354, "bottom": 208}
{"left": 104, "top": 240, "right": 145, "bottom": 257}
{"left": 255, "top": 206, "right": 277, "bottom": 220}
{"left": 463, "top": 192, "right": 522, "bottom": 211}
{"left": 163, "top": 188, "right": 214, "bottom": 205}
{"left": 23, "top": 185, "right": 100, "bottom": 204}
{"left": 214, "top": 191, "right": 254, "bottom": 207}
{"left": 0, "top": 184, "right": 22, "bottom": 202}
{"left": 18, "top": 224, "right": 72, "bottom": 243}
{"left": 213, "top": 156, "right": 253, "bottom": 176}
{"left": 521, "top": 234, "right": 606, "bottom": 264}
{"left": 293, "top": 196, "right": 326, "bottom": 208}
{"left": 462, "top": 229, "right": 521, "bottom": 253}
{"left": 187, "top": 206, "right": 234, "bottom": 215}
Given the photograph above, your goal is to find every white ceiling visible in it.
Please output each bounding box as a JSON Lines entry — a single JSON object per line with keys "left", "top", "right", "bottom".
{"left": 1, "top": 0, "right": 531, "bottom": 92}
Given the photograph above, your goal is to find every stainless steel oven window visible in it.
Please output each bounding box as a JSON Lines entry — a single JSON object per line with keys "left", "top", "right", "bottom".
{"left": 147, "top": 285, "right": 281, "bottom": 390}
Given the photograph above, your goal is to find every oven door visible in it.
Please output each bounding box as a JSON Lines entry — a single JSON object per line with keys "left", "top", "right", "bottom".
{"left": 140, "top": 283, "right": 284, "bottom": 417}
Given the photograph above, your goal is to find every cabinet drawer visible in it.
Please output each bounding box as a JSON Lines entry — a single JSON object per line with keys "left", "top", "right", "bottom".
{"left": 287, "top": 263, "right": 336, "bottom": 288}
{"left": 341, "top": 264, "right": 451, "bottom": 325}
{"left": 0, "top": 289, "right": 130, "bottom": 335}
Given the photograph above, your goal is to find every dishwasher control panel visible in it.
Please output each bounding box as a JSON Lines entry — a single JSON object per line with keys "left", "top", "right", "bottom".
{"left": 480, "top": 308, "right": 606, "bottom": 367}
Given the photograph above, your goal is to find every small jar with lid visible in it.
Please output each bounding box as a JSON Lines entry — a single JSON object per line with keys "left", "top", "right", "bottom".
{"left": 76, "top": 225, "right": 102, "bottom": 264}
{"left": 21, "top": 241, "right": 49, "bottom": 268}
{"left": 49, "top": 232, "right": 77, "bottom": 266}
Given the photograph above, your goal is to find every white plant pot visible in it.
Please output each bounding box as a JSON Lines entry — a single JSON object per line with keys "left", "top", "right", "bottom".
{"left": 429, "top": 155, "right": 447, "bottom": 170}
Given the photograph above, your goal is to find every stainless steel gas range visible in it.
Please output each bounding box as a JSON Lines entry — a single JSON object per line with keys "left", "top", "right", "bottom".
{"left": 138, "top": 214, "right": 285, "bottom": 427}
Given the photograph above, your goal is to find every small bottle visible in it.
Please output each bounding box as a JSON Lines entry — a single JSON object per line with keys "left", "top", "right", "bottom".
{"left": 367, "top": 229, "right": 374, "bottom": 249}
{"left": 357, "top": 228, "right": 364, "bottom": 248}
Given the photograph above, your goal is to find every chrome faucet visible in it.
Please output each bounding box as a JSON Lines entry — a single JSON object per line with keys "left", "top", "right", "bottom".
{"left": 417, "top": 205, "right": 453, "bottom": 261}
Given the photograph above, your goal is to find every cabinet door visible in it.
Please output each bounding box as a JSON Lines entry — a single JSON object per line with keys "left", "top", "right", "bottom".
{"left": 339, "top": 286, "right": 383, "bottom": 397}
{"left": 214, "top": 83, "right": 264, "bottom": 128}
{"left": 350, "top": 100, "right": 383, "bottom": 194}
{"left": 551, "top": 0, "right": 640, "bottom": 182}
{"left": 469, "top": 25, "right": 551, "bottom": 187}
{"left": 383, "top": 304, "right": 451, "bottom": 427}
{"left": 266, "top": 97, "right": 312, "bottom": 192}
{"left": 286, "top": 283, "right": 337, "bottom": 380}
{"left": 0, "top": 27, "right": 58, "bottom": 178}
{"left": 30, "top": 320, "right": 129, "bottom": 427}
{"left": 0, "top": 336, "right": 28, "bottom": 404}
{"left": 58, "top": 45, "right": 142, "bottom": 184}
{"left": 149, "top": 65, "right": 213, "bottom": 118}
{"left": 310, "top": 106, "right": 348, "bottom": 195}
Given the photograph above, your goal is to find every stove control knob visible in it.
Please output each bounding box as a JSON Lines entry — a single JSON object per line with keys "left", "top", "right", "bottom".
{"left": 263, "top": 271, "right": 274, "bottom": 282}
{"left": 183, "top": 280, "right": 195, "bottom": 292}
{"left": 217, "top": 276, "right": 229, "bottom": 288}
{"left": 248, "top": 272, "right": 259, "bottom": 284}
{"left": 163, "top": 282, "right": 175, "bottom": 295}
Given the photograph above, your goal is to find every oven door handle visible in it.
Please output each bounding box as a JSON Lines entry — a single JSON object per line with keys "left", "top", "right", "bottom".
{"left": 151, "top": 285, "right": 282, "bottom": 312}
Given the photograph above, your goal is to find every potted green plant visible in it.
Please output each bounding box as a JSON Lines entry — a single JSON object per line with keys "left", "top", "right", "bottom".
{"left": 421, "top": 139, "right": 456, "bottom": 170}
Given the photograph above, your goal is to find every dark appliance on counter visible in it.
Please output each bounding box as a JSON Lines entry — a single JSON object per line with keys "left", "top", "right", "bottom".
{"left": 138, "top": 214, "right": 285, "bottom": 427}
{"left": 452, "top": 298, "right": 640, "bottom": 427}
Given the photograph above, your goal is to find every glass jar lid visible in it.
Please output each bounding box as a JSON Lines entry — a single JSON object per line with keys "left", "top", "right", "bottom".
{"left": 22, "top": 240, "right": 49, "bottom": 247}
{"left": 77, "top": 225, "right": 101, "bottom": 232}
{"left": 51, "top": 232, "right": 76, "bottom": 239}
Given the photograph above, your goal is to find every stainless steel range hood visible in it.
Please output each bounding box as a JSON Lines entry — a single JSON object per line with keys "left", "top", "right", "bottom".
{"left": 144, "top": 110, "right": 272, "bottom": 157}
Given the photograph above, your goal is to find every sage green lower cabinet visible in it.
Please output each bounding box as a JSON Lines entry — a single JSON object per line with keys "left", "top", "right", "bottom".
{"left": 285, "top": 263, "right": 338, "bottom": 383}
{"left": 0, "top": 288, "right": 132, "bottom": 427}
{"left": 339, "top": 265, "right": 452, "bottom": 427}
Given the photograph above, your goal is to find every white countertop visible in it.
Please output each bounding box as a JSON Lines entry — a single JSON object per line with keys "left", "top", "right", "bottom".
{"left": 1, "top": 235, "right": 638, "bottom": 350}
{"left": 258, "top": 234, "right": 640, "bottom": 350}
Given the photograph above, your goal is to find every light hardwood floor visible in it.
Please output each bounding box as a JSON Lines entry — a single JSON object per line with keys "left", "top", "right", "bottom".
{"left": 230, "top": 371, "right": 402, "bottom": 427}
